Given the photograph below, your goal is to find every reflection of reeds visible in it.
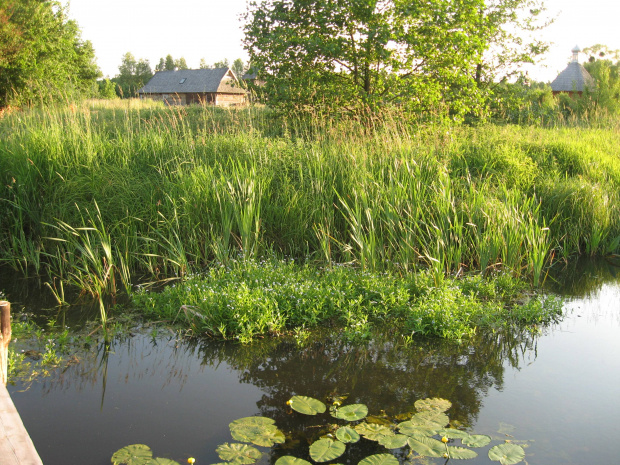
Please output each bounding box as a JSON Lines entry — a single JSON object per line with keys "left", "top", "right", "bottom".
{"left": 0, "top": 104, "right": 618, "bottom": 304}
{"left": 44, "top": 202, "right": 131, "bottom": 324}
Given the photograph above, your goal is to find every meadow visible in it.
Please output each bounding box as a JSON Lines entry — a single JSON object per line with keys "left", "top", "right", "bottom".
{"left": 0, "top": 101, "right": 618, "bottom": 340}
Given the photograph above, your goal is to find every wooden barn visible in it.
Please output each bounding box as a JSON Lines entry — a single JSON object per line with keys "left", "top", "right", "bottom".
{"left": 138, "top": 68, "right": 246, "bottom": 106}
{"left": 550, "top": 46, "right": 595, "bottom": 96}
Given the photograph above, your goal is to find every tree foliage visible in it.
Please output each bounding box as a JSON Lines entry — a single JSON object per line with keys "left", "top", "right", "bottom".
{"left": 113, "top": 52, "right": 153, "bottom": 98}
{"left": 97, "top": 78, "right": 118, "bottom": 99}
{"left": 243, "top": 0, "right": 551, "bottom": 116}
{"left": 582, "top": 48, "right": 620, "bottom": 114}
{"left": 232, "top": 58, "right": 248, "bottom": 79}
{"left": 474, "top": 0, "right": 551, "bottom": 87}
{"left": 0, "top": 0, "right": 100, "bottom": 106}
{"left": 165, "top": 54, "right": 175, "bottom": 71}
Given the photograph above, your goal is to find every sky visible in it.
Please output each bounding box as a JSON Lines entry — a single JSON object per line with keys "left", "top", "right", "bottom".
{"left": 64, "top": 0, "right": 620, "bottom": 83}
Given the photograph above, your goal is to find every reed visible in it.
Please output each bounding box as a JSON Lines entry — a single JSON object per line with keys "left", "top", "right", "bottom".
{"left": 0, "top": 104, "right": 619, "bottom": 302}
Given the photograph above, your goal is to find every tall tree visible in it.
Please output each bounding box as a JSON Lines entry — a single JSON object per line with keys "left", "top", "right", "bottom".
{"left": 243, "top": 0, "right": 551, "bottom": 116}
{"left": 165, "top": 54, "right": 175, "bottom": 71}
{"left": 473, "top": 0, "right": 552, "bottom": 87}
{"left": 176, "top": 57, "right": 189, "bottom": 69}
{"left": 243, "top": 0, "right": 489, "bottom": 115}
{"left": 582, "top": 47, "right": 620, "bottom": 114}
{"left": 212, "top": 58, "right": 230, "bottom": 69}
{"left": 232, "top": 58, "right": 247, "bottom": 79}
{"left": 0, "top": 0, "right": 100, "bottom": 106}
{"left": 113, "top": 52, "right": 152, "bottom": 97}
{"left": 155, "top": 57, "right": 165, "bottom": 72}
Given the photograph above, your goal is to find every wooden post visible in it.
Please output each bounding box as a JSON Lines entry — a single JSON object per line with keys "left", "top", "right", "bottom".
{"left": 0, "top": 301, "right": 10, "bottom": 385}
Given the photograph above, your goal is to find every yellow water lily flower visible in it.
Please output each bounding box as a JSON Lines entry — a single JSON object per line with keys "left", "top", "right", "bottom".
{"left": 441, "top": 436, "right": 449, "bottom": 443}
{"left": 187, "top": 458, "right": 196, "bottom": 464}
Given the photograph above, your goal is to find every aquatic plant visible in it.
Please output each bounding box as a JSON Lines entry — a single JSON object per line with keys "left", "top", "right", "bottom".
{"left": 133, "top": 259, "right": 562, "bottom": 343}
{"left": 1, "top": 105, "right": 619, "bottom": 304}
{"left": 111, "top": 395, "right": 528, "bottom": 465}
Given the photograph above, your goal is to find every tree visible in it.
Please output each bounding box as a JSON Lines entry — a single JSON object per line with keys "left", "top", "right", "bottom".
{"left": 232, "top": 58, "right": 247, "bottom": 79}
{"left": 582, "top": 47, "right": 620, "bottom": 114}
{"left": 212, "top": 58, "right": 230, "bottom": 69}
{"left": 199, "top": 58, "right": 210, "bottom": 69}
{"left": 243, "top": 0, "right": 551, "bottom": 116}
{"left": 243, "top": 0, "right": 492, "bottom": 115}
{"left": 473, "top": 0, "right": 551, "bottom": 88}
{"left": 0, "top": 0, "right": 101, "bottom": 106}
{"left": 155, "top": 57, "right": 165, "bottom": 72}
{"left": 165, "top": 54, "right": 175, "bottom": 71}
{"left": 97, "top": 78, "right": 118, "bottom": 99}
{"left": 113, "top": 52, "right": 152, "bottom": 97}
{"left": 176, "top": 57, "right": 188, "bottom": 69}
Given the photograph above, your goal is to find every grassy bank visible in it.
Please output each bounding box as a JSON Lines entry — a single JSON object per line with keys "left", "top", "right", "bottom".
{"left": 0, "top": 102, "right": 618, "bottom": 339}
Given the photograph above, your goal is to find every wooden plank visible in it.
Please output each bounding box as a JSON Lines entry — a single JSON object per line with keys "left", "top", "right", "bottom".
{"left": 0, "top": 384, "right": 43, "bottom": 465}
{"left": 1, "top": 300, "right": 44, "bottom": 464}
{"left": 1, "top": 300, "right": 11, "bottom": 385}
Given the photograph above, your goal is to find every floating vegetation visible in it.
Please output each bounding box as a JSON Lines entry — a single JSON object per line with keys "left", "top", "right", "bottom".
{"left": 287, "top": 395, "right": 327, "bottom": 415}
{"left": 488, "top": 443, "right": 526, "bottom": 465}
{"left": 111, "top": 444, "right": 180, "bottom": 465}
{"left": 229, "top": 416, "right": 286, "bottom": 447}
{"left": 216, "top": 443, "right": 262, "bottom": 464}
{"left": 330, "top": 403, "right": 368, "bottom": 421}
{"left": 111, "top": 395, "right": 528, "bottom": 465}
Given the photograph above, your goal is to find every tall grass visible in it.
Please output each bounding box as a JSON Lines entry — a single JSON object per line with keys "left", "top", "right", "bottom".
{"left": 0, "top": 103, "right": 619, "bottom": 300}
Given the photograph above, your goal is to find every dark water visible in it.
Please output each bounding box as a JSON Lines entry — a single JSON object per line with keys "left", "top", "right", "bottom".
{"left": 3, "top": 259, "right": 620, "bottom": 465}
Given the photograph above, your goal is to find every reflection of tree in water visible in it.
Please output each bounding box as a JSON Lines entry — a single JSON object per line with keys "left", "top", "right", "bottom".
{"left": 547, "top": 257, "right": 620, "bottom": 297}
{"left": 195, "top": 326, "right": 540, "bottom": 463}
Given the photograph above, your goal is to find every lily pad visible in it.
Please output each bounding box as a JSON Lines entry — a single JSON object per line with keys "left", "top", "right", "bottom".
{"left": 275, "top": 457, "right": 312, "bottom": 465}
{"left": 111, "top": 444, "right": 153, "bottom": 465}
{"left": 407, "top": 436, "right": 445, "bottom": 458}
{"left": 216, "top": 443, "right": 262, "bottom": 464}
{"left": 447, "top": 446, "right": 478, "bottom": 460}
{"left": 497, "top": 423, "right": 516, "bottom": 436}
{"left": 378, "top": 434, "right": 409, "bottom": 449}
{"left": 230, "top": 422, "right": 285, "bottom": 447}
{"left": 397, "top": 421, "right": 437, "bottom": 438}
{"left": 148, "top": 459, "right": 181, "bottom": 465}
{"left": 230, "top": 416, "right": 276, "bottom": 428}
{"left": 309, "top": 438, "right": 346, "bottom": 462}
{"left": 331, "top": 404, "right": 368, "bottom": 422}
{"left": 462, "top": 434, "right": 491, "bottom": 448}
{"left": 335, "top": 426, "right": 360, "bottom": 443}
{"left": 354, "top": 423, "right": 394, "bottom": 441}
{"left": 358, "top": 454, "right": 399, "bottom": 465}
{"left": 408, "top": 411, "right": 449, "bottom": 429}
{"left": 488, "top": 444, "right": 526, "bottom": 465}
{"left": 414, "top": 398, "right": 452, "bottom": 413}
{"left": 437, "top": 428, "right": 470, "bottom": 440}
{"left": 366, "top": 415, "right": 392, "bottom": 426}
{"left": 288, "top": 396, "right": 326, "bottom": 415}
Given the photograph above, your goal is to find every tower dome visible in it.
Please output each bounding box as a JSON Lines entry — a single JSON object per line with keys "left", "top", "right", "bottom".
{"left": 550, "top": 46, "right": 595, "bottom": 95}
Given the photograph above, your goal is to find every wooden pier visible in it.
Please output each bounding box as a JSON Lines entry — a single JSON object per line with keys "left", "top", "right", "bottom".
{"left": 1, "top": 300, "right": 44, "bottom": 465}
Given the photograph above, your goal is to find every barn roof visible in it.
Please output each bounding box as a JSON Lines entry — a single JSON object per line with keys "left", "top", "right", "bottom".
{"left": 550, "top": 62, "right": 595, "bottom": 93}
{"left": 138, "top": 68, "right": 245, "bottom": 94}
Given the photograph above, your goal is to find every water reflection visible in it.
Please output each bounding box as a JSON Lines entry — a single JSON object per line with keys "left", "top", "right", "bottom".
{"left": 10, "top": 319, "right": 544, "bottom": 465}
{"left": 4, "top": 258, "right": 620, "bottom": 465}
{"left": 191, "top": 328, "right": 541, "bottom": 430}
{"left": 547, "top": 256, "right": 620, "bottom": 297}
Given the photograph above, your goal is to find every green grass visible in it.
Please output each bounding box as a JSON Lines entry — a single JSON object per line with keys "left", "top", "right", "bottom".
{"left": 132, "top": 258, "right": 561, "bottom": 343}
{"left": 0, "top": 102, "right": 617, "bottom": 339}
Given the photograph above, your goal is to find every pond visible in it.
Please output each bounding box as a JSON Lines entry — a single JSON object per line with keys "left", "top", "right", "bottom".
{"left": 4, "top": 259, "right": 620, "bottom": 465}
